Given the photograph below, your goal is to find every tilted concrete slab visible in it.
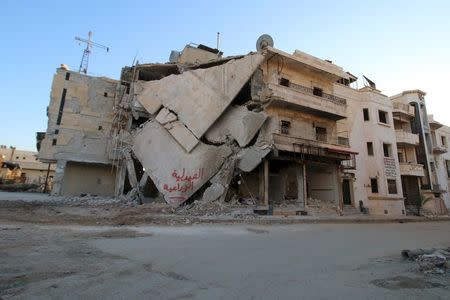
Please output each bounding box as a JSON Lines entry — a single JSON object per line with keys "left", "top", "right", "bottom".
{"left": 136, "top": 53, "right": 264, "bottom": 140}
{"left": 155, "top": 108, "right": 177, "bottom": 125}
{"left": 205, "top": 105, "right": 267, "bottom": 147}
{"left": 237, "top": 145, "right": 271, "bottom": 172}
{"left": 163, "top": 120, "right": 199, "bottom": 153}
{"left": 132, "top": 121, "right": 232, "bottom": 206}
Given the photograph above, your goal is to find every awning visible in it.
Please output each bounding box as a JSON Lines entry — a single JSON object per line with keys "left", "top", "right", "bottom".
{"left": 326, "top": 146, "right": 358, "bottom": 155}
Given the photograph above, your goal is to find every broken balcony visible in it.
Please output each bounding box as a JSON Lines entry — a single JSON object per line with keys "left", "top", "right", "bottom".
{"left": 272, "top": 132, "right": 355, "bottom": 161}
{"left": 399, "top": 162, "right": 425, "bottom": 177}
{"left": 267, "top": 81, "right": 347, "bottom": 120}
{"left": 432, "top": 144, "right": 448, "bottom": 154}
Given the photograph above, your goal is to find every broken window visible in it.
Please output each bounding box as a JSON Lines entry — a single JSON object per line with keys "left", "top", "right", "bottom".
{"left": 441, "top": 135, "right": 447, "bottom": 147}
{"left": 54, "top": 129, "right": 59, "bottom": 135}
{"left": 98, "top": 126, "right": 103, "bottom": 130}
{"left": 383, "top": 143, "right": 392, "bottom": 157}
{"left": 387, "top": 179, "right": 397, "bottom": 194}
{"left": 367, "top": 142, "right": 374, "bottom": 156}
{"left": 313, "top": 87, "right": 323, "bottom": 97}
{"left": 52, "top": 139, "right": 57, "bottom": 146}
{"left": 65, "top": 73, "right": 70, "bottom": 80}
{"left": 378, "top": 110, "right": 388, "bottom": 124}
{"left": 279, "top": 78, "right": 290, "bottom": 87}
{"left": 363, "top": 108, "right": 370, "bottom": 121}
{"left": 370, "top": 178, "right": 378, "bottom": 193}
{"left": 104, "top": 92, "right": 108, "bottom": 97}
{"left": 281, "top": 120, "right": 291, "bottom": 135}
{"left": 316, "top": 127, "right": 327, "bottom": 142}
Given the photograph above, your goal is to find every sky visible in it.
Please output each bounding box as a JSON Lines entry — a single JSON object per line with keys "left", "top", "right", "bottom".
{"left": 1, "top": 0, "right": 450, "bottom": 150}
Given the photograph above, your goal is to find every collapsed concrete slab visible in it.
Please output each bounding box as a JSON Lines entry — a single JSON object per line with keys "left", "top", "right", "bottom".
{"left": 205, "top": 105, "right": 267, "bottom": 147}
{"left": 132, "top": 121, "right": 232, "bottom": 206}
{"left": 135, "top": 53, "right": 264, "bottom": 145}
{"left": 202, "top": 157, "right": 236, "bottom": 202}
{"left": 237, "top": 145, "right": 271, "bottom": 172}
{"left": 163, "top": 120, "right": 199, "bottom": 152}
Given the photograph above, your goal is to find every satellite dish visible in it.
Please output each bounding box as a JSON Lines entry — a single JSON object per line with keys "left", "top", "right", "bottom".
{"left": 256, "top": 34, "right": 274, "bottom": 51}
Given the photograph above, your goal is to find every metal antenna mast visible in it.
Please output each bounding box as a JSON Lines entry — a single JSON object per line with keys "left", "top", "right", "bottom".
{"left": 75, "top": 31, "right": 109, "bottom": 74}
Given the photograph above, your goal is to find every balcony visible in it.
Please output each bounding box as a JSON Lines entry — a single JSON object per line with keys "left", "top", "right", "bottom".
{"left": 392, "top": 102, "right": 414, "bottom": 122}
{"left": 399, "top": 162, "right": 425, "bottom": 177}
{"left": 428, "top": 115, "right": 443, "bottom": 130}
{"left": 432, "top": 144, "right": 448, "bottom": 154}
{"left": 395, "top": 130, "right": 419, "bottom": 146}
{"left": 272, "top": 133, "right": 355, "bottom": 161}
{"left": 267, "top": 82, "right": 347, "bottom": 120}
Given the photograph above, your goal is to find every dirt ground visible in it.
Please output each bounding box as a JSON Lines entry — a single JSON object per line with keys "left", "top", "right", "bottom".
{"left": 1, "top": 222, "right": 450, "bottom": 299}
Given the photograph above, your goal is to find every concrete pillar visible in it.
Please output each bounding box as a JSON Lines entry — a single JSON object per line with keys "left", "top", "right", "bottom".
{"left": 51, "top": 160, "right": 67, "bottom": 196}
{"left": 264, "top": 159, "right": 269, "bottom": 206}
{"left": 303, "top": 163, "right": 307, "bottom": 206}
{"left": 258, "top": 163, "right": 264, "bottom": 204}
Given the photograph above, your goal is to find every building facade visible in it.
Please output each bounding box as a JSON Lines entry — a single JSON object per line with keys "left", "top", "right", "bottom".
{"left": 38, "top": 41, "right": 450, "bottom": 216}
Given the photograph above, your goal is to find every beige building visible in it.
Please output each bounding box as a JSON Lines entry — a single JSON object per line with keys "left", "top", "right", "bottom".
{"left": 0, "top": 145, "right": 55, "bottom": 185}
{"left": 38, "top": 66, "right": 119, "bottom": 196}
{"left": 38, "top": 38, "right": 450, "bottom": 217}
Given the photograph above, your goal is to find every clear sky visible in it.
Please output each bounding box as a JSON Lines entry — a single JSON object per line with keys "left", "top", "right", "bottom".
{"left": 2, "top": 0, "right": 450, "bottom": 151}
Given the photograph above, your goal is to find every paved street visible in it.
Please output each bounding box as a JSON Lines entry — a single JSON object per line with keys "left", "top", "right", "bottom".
{"left": 1, "top": 222, "right": 450, "bottom": 299}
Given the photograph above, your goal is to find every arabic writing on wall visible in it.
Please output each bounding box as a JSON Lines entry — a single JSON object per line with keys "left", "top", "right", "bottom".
{"left": 163, "top": 168, "right": 204, "bottom": 199}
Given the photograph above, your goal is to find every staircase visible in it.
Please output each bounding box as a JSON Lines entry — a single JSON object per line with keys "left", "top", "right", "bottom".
{"left": 405, "top": 205, "right": 418, "bottom": 216}
{"left": 342, "top": 205, "right": 362, "bottom": 216}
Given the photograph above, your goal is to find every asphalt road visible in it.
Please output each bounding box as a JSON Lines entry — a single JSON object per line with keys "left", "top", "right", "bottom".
{"left": 1, "top": 222, "right": 450, "bottom": 299}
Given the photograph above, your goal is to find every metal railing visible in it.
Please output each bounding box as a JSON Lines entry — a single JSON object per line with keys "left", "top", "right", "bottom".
{"left": 281, "top": 80, "right": 347, "bottom": 106}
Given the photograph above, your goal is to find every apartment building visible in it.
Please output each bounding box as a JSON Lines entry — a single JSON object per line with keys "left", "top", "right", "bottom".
{"left": 38, "top": 65, "right": 119, "bottom": 196}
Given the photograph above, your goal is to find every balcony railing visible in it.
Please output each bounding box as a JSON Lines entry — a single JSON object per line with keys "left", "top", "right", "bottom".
{"left": 281, "top": 80, "right": 347, "bottom": 106}
{"left": 273, "top": 132, "right": 350, "bottom": 147}
{"left": 395, "top": 130, "right": 419, "bottom": 145}
{"left": 399, "top": 162, "right": 424, "bottom": 177}
{"left": 393, "top": 102, "right": 414, "bottom": 115}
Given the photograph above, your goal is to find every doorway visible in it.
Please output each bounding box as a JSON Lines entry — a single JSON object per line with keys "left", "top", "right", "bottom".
{"left": 342, "top": 179, "right": 352, "bottom": 205}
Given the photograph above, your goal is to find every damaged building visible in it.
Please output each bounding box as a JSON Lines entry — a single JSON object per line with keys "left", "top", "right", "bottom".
{"left": 38, "top": 37, "right": 450, "bottom": 216}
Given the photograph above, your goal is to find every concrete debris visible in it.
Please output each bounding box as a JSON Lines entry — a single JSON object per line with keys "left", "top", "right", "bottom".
{"left": 163, "top": 120, "right": 199, "bottom": 152}
{"left": 402, "top": 247, "right": 450, "bottom": 275}
{"left": 135, "top": 53, "right": 264, "bottom": 140}
{"left": 237, "top": 145, "right": 271, "bottom": 172}
{"left": 201, "top": 183, "right": 225, "bottom": 202}
{"left": 205, "top": 105, "right": 267, "bottom": 147}
{"left": 132, "top": 120, "right": 232, "bottom": 206}
{"left": 155, "top": 108, "right": 178, "bottom": 125}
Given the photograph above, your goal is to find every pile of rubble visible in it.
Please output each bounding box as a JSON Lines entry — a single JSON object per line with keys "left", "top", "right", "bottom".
{"left": 402, "top": 247, "right": 450, "bottom": 275}
{"left": 114, "top": 49, "right": 272, "bottom": 209}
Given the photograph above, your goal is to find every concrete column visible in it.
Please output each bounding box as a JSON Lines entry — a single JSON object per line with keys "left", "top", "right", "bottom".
{"left": 264, "top": 159, "right": 269, "bottom": 206}
{"left": 303, "top": 163, "right": 307, "bottom": 206}
{"left": 51, "top": 160, "right": 67, "bottom": 196}
{"left": 258, "top": 163, "right": 264, "bottom": 204}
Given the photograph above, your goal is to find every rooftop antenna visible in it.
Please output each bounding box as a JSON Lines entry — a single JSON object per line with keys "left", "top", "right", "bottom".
{"left": 216, "top": 32, "right": 220, "bottom": 51}
{"left": 75, "top": 31, "right": 109, "bottom": 74}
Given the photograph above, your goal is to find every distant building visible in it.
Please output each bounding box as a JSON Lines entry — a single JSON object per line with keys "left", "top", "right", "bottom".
{"left": 0, "top": 145, "right": 54, "bottom": 186}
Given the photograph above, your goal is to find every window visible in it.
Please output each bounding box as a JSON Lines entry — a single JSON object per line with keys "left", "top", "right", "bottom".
{"left": 280, "top": 120, "right": 291, "bottom": 134}
{"left": 279, "top": 78, "right": 290, "bottom": 87}
{"left": 313, "top": 87, "right": 323, "bottom": 97}
{"left": 383, "top": 143, "right": 392, "bottom": 157}
{"left": 65, "top": 73, "right": 70, "bottom": 80}
{"left": 398, "top": 152, "right": 405, "bottom": 163}
{"left": 54, "top": 129, "right": 59, "bottom": 134}
{"left": 22, "top": 157, "right": 25, "bottom": 160}
{"left": 98, "top": 125, "right": 103, "bottom": 130}
{"left": 387, "top": 179, "right": 397, "bottom": 194}
{"left": 430, "top": 161, "right": 435, "bottom": 172}
{"left": 370, "top": 178, "right": 378, "bottom": 193}
{"left": 316, "top": 127, "right": 327, "bottom": 142}
{"left": 367, "top": 142, "right": 374, "bottom": 156}
{"left": 441, "top": 136, "right": 447, "bottom": 147}
{"left": 446, "top": 160, "right": 450, "bottom": 177}
{"left": 56, "top": 88, "right": 67, "bottom": 125}
{"left": 363, "top": 108, "right": 370, "bottom": 121}
{"left": 15, "top": 156, "right": 19, "bottom": 159}
{"left": 52, "top": 139, "right": 57, "bottom": 146}
{"left": 104, "top": 92, "right": 108, "bottom": 97}
{"left": 378, "top": 110, "right": 388, "bottom": 124}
